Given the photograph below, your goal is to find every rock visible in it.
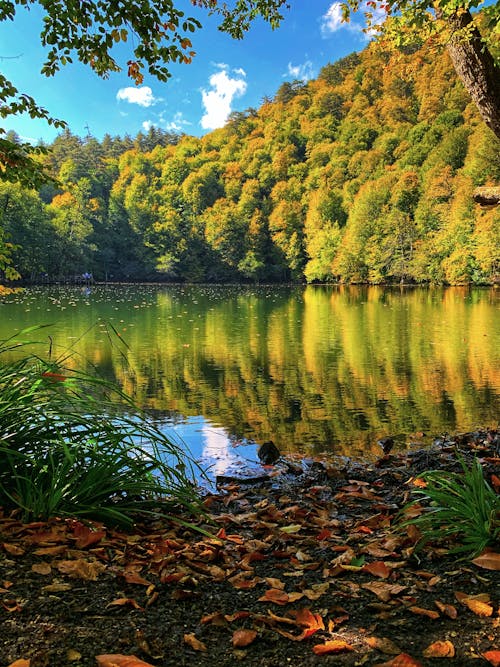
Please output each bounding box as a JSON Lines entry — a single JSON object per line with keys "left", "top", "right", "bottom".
{"left": 377, "top": 436, "right": 395, "bottom": 455}
{"left": 257, "top": 440, "right": 281, "bottom": 465}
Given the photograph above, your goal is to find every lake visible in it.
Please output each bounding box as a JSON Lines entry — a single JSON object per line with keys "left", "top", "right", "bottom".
{"left": 1, "top": 284, "right": 498, "bottom": 476}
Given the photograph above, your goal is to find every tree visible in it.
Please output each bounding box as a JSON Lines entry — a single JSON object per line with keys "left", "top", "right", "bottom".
{"left": 346, "top": 0, "right": 500, "bottom": 140}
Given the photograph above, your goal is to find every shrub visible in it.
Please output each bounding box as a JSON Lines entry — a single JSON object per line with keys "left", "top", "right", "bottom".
{"left": 401, "top": 456, "right": 500, "bottom": 558}
{"left": 0, "top": 332, "right": 203, "bottom": 528}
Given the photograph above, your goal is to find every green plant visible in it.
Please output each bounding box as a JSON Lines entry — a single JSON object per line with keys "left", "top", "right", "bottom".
{"left": 0, "top": 331, "right": 204, "bottom": 528}
{"left": 400, "top": 456, "right": 500, "bottom": 558}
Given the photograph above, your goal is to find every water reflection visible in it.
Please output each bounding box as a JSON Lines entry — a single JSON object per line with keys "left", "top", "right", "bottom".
{"left": 0, "top": 285, "right": 498, "bottom": 460}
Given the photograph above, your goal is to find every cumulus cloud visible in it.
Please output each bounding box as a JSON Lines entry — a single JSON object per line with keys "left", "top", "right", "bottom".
{"left": 201, "top": 66, "right": 247, "bottom": 130}
{"left": 320, "top": 2, "right": 345, "bottom": 35}
{"left": 287, "top": 60, "right": 315, "bottom": 82}
{"left": 164, "top": 112, "right": 191, "bottom": 133}
{"left": 320, "top": 1, "right": 385, "bottom": 39}
{"left": 116, "top": 86, "right": 157, "bottom": 107}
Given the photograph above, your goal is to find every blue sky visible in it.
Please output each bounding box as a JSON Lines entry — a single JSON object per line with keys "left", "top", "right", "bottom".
{"left": 0, "top": 1, "right": 376, "bottom": 143}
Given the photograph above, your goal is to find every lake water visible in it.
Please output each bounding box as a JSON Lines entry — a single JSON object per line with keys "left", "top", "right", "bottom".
{"left": 1, "top": 284, "right": 498, "bottom": 476}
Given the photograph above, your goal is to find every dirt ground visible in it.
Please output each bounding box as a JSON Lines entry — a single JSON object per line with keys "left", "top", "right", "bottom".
{"left": 1, "top": 431, "right": 499, "bottom": 667}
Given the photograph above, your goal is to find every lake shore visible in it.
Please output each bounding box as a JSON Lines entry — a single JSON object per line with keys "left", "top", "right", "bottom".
{"left": 1, "top": 429, "right": 499, "bottom": 667}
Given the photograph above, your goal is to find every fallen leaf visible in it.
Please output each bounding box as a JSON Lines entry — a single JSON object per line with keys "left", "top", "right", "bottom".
{"left": 376, "top": 654, "right": 423, "bottom": 667}
{"left": 123, "top": 571, "right": 152, "bottom": 586}
{"left": 264, "top": 577, "right": 285, "bottom": 590}
{"left": 362, "top": 581, "right": 406, "bottom": 602}
{"left": 422, "top": 640, "right": 455, "bottom": 658}
{"left": 2, "top": 543, "right": 25, "bottom": 556}
{"left": 434, "top": 600, "right": 457, "bottom": 619}
{"left": 483, "top": 650, "right": 500, "bottom": 667}
{"left": 258, "top": 588, "right": 289, "bottom": 605}
{"left": 66, "top": 649, "right": 82, "bottom": 662}
{"left": 472, "top": 551, "right": 500, "bottom": 571}
{"left": 72, "top": 524, "right": 106, "bottom": 548}
{"left": 280, "top": 524, "right": 302, "bottom": 534}
{"left": 366, "top": 636, "right": 401, "bottom": 655}
{"left": 363, "top": 561, "right": 391, "bottom": 579}
{"left": 31, "top": 562, "right": 52, "bottom": 575}
{"left": 96, "top": 655, "right": 155, "bottom": 667}
{"left": 312, "top": 640, "right": 354, "bottom": 655}
{"left": 41, "top": 582, "right": 72, "bottom": 593}
{"left": 408, "top": 605, "right": 440, "bottom": 620}
{"left": 56, "top": 559, "right": 106, "bottom": 581}
{"left": 232, "top": 629, "right": 257, "bottom": 647}
{"left": 183, "top": 633, "right": 207, "bottom": 652}
{"left": 7, "top": 660, "right": 30, "bottom": 667}
{"left": 463, "top": 598, "right": 493, "bottom": 617}
{"left": 106, "top": 598, "right": 144, "bottom": 611}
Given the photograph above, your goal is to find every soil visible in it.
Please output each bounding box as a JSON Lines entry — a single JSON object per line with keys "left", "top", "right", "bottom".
{"left": 1, "top": 431, "right": 499, "bottom": 667}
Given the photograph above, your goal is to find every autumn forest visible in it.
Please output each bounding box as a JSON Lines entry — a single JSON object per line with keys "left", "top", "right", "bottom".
{"left": 1, "top": 37, "right": 500, "bottom": 286}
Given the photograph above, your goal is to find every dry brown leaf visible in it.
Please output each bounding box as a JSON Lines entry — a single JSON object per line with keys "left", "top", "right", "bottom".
{"left": 7, "top": 660, "right": 30, "bottom": 667}
{"left": 123, "top": 571, "right": 152, "bottom": 586}
{"left": 366, "top": 636, "right": 401, "bottom": 655}
{"left": 434, "top": 600, "right": 458, "bottom": 619}
{"left": 483, "top": 650, "right": 500, "bottom": 667}
{"left": 106, "top": 597, "right": 144, "bottom": 611}
{"left": 31, "top": 562, "right": 52, "bottom": 575}
{"left": 183, "top": 633, "right": 207, "bottom": 652}
{"left": 472, "top": 551, "right": 500, "bottom": 571}
{"left": 312, "top": 640, "right": 354, "bottom": 655}
{"left": 455, "top": 591, "right": 490, "bottom": 603}
{"left": 264, "top": 577, "right": 285, "bottom": 590}
{"left": 362, "top": 581, "right": 406, "bottom": 602}
{"left": 33, "top": 545, "right": 67, "bottom": 556}
{"left": 2, "top": 543, "right": 25, "bottom": 556}
{"left": 408, "top": 605, "right": 440, "bottom": 620}
{"left": 41, "top": 582, "right": 72, "bottom": 593}
{"left": 363, "top": 561, "right": 391, "bottom": 579}
{"left": 376, "top": 654, "right": 423, "bottom": 667}
{"left": 258, "top": 588, "right": 289, "bottom": 605}
{"left": 56, "top": 559, "right": 106, "bottom": 581}
{"left": 96, "top": 654, "right": 155, "bottom": 667}
{"left": 422, "top": 640, "right": 455, "bottom": 658}
{"left": 232, "top": 629, "right": 257, "bottom": 647}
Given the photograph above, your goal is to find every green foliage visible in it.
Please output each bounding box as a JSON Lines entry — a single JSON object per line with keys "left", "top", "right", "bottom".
{"left": 401, "top": 457, "right": 500, "bottom": 558}
{"left": 0, "top": 332, "right": 203, "bottom": 527}
{"left": 1, "top": 33, "right": 500, "bottom": 285}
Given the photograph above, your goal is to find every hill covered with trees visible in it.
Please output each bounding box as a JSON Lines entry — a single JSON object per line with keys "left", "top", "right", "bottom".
{"left": 1, "top": 37, "right": 499, "bottom": 285}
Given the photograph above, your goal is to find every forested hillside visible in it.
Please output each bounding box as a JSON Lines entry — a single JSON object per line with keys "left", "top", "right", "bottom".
{"left": 1, "top": 38, "right": 499, "bottom": 284}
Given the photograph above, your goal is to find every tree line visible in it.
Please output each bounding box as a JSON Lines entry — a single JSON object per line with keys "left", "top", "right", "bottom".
{"left": 1, "top": 40, "right": 499, "bottom": 285}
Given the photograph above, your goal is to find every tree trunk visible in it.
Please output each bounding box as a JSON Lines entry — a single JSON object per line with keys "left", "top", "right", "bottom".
{"left": 445, "top": 9, "right": 500, "bottom": 141}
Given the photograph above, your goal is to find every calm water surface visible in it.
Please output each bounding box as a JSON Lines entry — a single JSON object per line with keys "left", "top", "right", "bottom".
{"left": 1, "top": 285, "right": 498, "bottom": 474}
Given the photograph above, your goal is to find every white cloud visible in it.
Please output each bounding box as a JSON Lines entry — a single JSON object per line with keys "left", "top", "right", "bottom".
{"left": 116, "top": 86, "right": 157, "bottom": 107}
{"left": 287, "top": 60, "right": 315, "bottom": 82}
{"left": 321, "top": 3, "right": 345, "bottom": 35}
{"left": 164, "top": 112, "right": 191, "bottom": 133}
{"left": 200, "top": 66, "right": 247, "bottom": 130}
{"left": 320, "top": 1, "right": 385, "bottom": 39}
{"left": 142, "top": 120, "right": 154, "bottom": 131}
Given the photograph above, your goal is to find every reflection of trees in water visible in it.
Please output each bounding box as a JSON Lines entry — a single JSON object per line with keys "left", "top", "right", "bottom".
{"left": 1, "top": 285, "right": 498, "bottom": 457}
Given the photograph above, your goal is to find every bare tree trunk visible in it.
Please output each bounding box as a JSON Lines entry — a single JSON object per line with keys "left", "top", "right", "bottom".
{"left": 445, "top": 9, "right": 500, "bottom": 140}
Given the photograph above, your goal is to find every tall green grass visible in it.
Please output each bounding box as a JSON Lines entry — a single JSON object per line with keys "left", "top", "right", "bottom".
{"left": 0, "top": 331, "right": 204, "bottom": 527}
{"left": 401, "top": 456, "right": 500, "bottom": 558}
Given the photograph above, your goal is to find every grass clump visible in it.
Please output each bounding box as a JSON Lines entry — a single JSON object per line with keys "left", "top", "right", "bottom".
{"left": 401, "top": 456, "right": 500, "bottom": 558}
{"left": 0, "top": 333, "right": 203, "bottom": 528}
